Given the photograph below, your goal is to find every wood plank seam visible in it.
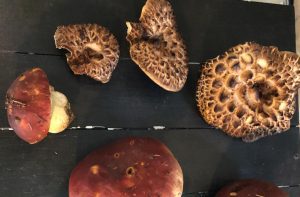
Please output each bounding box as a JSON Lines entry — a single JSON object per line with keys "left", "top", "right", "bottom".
{"left": 1, "top": 124, "right": 299, "bottom": 130}
{"left": 2, "top": 124, "right": 300, "bottom": 130}
{"left": 0, "top": 127, "right": 216, "bottom": 131}
{"left": 0, "top": 50, "right": 203, "bottom": 65}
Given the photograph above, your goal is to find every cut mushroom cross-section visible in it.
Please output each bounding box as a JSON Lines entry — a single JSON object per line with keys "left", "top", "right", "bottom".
{"left": 69, "top": 137, "right": 183, "bottom": 197}
{"left": 54, "top": 24, "right": 120, "bottom": 83}
{"left": 6, "top": 68, "right": 74, "bottom": 144}
{"left": 196, "top": 42, "right": 300, "bottom": 142}
{"left": 126, "top": 0, "right": 189, "bottom": 92}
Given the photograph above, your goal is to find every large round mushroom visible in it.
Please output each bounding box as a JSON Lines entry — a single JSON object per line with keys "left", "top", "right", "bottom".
{"left": 196, "top": 42, "right": 300, "bottom": 142}
{"left": 215, "top": 179, "right": 288, "bottom": 197}
{"left": 69, "top": 137, "right": 183, "bottom": 197}
{"left": 6, "top": 68, "right": 74, "bottom": 144}
{"left": 54, "top": 24, "right": 120, "bottom": 83}
{"left": 126, "top": 0, "right": 189, "bottom": 92}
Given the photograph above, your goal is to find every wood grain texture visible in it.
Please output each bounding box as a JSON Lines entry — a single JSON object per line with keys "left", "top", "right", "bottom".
{"left": 0, "top": 128, "right": 299, "bottom": 196}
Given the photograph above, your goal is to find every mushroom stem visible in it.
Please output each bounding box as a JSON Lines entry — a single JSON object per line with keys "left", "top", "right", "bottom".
{"left": 48, "top": 87, "right": 74, "bottom": 134}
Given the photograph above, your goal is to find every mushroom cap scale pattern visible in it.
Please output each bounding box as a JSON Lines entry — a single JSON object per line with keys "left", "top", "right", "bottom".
{"left": 54, "top": 24, "right": 120, "bottom": 83}
{"left": 197, "top": 42, "right": 300, "bottom": 142}
{"left": 126, "top": 0, "right": 189, "bottom": 92}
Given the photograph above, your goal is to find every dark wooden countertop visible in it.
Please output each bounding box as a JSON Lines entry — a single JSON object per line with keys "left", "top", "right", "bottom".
{"left": 0, "top": 0, "right": 299, "bottom": 196}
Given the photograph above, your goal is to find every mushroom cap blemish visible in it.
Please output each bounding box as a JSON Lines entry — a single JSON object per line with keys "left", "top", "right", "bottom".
{"left": 6, "top": 68, "right": 74, "bottom": 144}
{"left": 6, "top": 68, "right": 51, "bottom": 144}
{"left": 69, "top": 137, "right": 183, "bottom": 197}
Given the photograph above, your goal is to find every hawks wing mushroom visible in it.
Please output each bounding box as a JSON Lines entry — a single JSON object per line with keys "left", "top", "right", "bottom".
{"left": 126, "top": 0, "right": 188, "bottom": 92}
{"left": 69, "top": 137, "right": 183, "bottom": 197}
{"left": 215, "top": 179, "right": 288, "bottom": 197}
{"left": 6, "top": 68, "right": 74, "bottom": 144}
{"left": 54, "top": 24, "right": 120, "bottom": 83}
{"left": 196, "top": 42, "right": 300, "bottom": 142}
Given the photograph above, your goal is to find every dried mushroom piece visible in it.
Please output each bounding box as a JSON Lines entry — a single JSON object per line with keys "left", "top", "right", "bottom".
{"left": 126, "top": 0, "right": 188, "bottom": 92}
{"left": 69, "top": 137, "right": 183, "bottom": 197}
{"left": 6, "top": 68, "right": 74, "bottom": 144}
{"left": 215, "top": 179, "right": 288, "bottom": 197}
{"left": 196, "top": 42, "right": 300, "bottom": 142}
{"left": 54, "top": 24, "right": 120, "bottom": 83}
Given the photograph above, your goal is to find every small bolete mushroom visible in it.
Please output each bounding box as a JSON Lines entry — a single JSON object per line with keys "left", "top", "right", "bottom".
{"left": 69, "top": 137, "right": 183, "bottom": 197}
{"left": 6, "top": 68, "right": 74, "bottom": 144}
{"left": 196, "top": 42, "right": 300, "bottom": 142}
{"left": 126, "top": 0, "right": 189, "bottom": 92}
{"left": 54, "top": 24, "right": 120, "bottom": 83}
{"left": 215, "top": 179, "right": 288, "bottom": 197}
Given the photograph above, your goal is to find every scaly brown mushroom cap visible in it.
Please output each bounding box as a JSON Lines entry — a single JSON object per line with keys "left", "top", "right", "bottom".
{"left": 196, "top": 42, "right": 300, "bottom": 142}
{"left": 6, "top": 68, "right": 74, "bottom": 144}
{"left": 215, "top": 179, "right": 288, "bottom": 197}
{"left": 54, "top": 24, "right": 120, "bottom": 83}
{"left": 69, "top": 137, "right": 183, "bottom": 197}
{"left": 126, "top": 0, "right": 188, "bottom": 92}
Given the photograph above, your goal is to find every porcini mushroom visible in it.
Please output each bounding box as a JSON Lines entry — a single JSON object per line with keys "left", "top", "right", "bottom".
{"left": 215, "top": 179, "right": 288, "bottom": 197}
{"left": 6, "top": 68, "right": 74, "bottom": 144}
{"left": 126, "top": 0, "right": 188, "bottom": 92}
{"left": 54, "top": 24, "right": 120, "bottom": 83}
{"left": 69, "top": 137, "right": 183, "bottom": 197}
{"left": 196, "top": 42, "right": 300, "bottom": 142}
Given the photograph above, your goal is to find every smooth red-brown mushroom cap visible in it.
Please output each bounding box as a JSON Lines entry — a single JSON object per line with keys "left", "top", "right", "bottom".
{"left": 69, "top": 137, "right": 183, "bottom": 197}
{"left": 215, "top": 179, "right": 288, "bottom": 197}
{"left": 6, "top": 68, "right": 51, "bottom": 144}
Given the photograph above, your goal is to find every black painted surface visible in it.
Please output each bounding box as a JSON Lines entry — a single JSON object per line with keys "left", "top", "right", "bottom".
{"left": 0, "top": 0, "right": 299, "bottom": 196}
{"left": 0, "top": 53, "right": 209, "bottom": 128}
{"left": 0, "top": 128, "right": 299, "bottom": 197}
{"left": 0, "top": 0, "right": 295, "bottom": 61}
{"left": 0, "top": 53, "right": 299, "bottom": 128}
